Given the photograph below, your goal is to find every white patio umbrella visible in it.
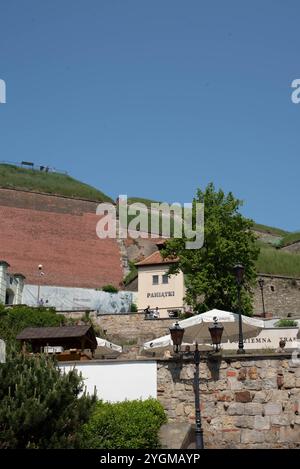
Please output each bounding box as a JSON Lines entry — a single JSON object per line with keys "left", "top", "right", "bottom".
{"left": 174, "top": 309, "right": 265, "bottom": 344}
{"left": 143, "top": 310, "right": 265, "bottom": 353}
{"left": 96, "top": 337, "right": 122, "bottom": 357}
{"left": 143, "top": 333, "right": 212, "bottom": 354}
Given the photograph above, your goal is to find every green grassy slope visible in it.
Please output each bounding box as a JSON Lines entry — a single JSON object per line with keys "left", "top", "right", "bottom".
{"left": 256, "top": 241, "right": 300, "bottom": 277}
{"left": 253, "top": 222, "right": 289, "bottom": 237}
{"left": 0, "top": 164, "right": 113, "bottom": 202}
{"left": 127, "top": 197, "right": 161, "bottom": 207}
{"left": 279, "top": 232, "right": 300, "bottom": 248}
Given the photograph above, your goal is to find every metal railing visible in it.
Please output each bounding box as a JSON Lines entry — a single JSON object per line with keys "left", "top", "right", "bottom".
{"left": 0, "top": 160, "right": 68, "bottom": 175}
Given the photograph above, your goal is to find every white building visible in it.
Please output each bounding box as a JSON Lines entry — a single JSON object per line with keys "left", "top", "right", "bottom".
{"left": 0, "top": 260, "right": 25, "bottom": 305}
{"left": 136, "top": 249, "right": 186, "bottom": 318}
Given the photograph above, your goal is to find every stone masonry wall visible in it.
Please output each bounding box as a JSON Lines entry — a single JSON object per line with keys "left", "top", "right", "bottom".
{"left": 157, "top": 354, "right": 300, "bottom": 448}
{"left": 253, "top": 274, "right": 300, "bottom": 317}
{"left": 63, "top": 311, "right": 174, "bottom": 345}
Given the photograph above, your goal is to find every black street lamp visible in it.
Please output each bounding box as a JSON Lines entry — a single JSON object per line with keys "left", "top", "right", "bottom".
{"left": 258, "top": 277, "right": 266, "bottom": 318}
{"left": 233, "top": 263, "right": 245, "bottom": 354}
{"left": 169, "top": 319, "right": 224, "bottom": 450}
{"left": 169, "top": 322, "right": 185, "bottom": 354}
{"left": 208, "top": 317, "right": 224, "bottom": 352}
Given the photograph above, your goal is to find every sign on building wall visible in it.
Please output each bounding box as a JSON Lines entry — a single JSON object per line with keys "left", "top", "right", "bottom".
{"left": 221, "top": 327, "right": 299, "bottom": 351}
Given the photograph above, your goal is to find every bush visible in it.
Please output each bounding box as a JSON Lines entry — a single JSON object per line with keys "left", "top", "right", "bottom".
{"left": 131, "top": 303, "right": 138, "bottom": 312}
{"left": 274, "top": 319, "right": 298, "bottom": 327}
{"left": 101, "top": 285, "right": 119, "bottom": 294}
{"left": 0, "top": 305, "right": 65, "bottom": 348}
{"left": 0, "top": 350, "right": 96, "bottom": 448}
{"left": 123, "top": 261, "right": 138, "bottom": 286}
{"left": 80, "top": 399, "right": 167, "bottom": 449}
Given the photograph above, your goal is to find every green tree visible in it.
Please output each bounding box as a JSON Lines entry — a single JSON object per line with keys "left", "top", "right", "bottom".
{"left": 161, "top": 183, "right": 259, "bottom": 315}
{"left": 0, "top": 304, "right": 65, "bottom": 348}
{"left": 0, "top": 350, "right": 95, "bottom": 448}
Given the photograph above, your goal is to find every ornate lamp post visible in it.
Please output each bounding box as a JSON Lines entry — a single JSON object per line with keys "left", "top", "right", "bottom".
{"left": 208, "top": 317, "right": 224, "bottom": 352}
{"left": 233, "top": 263, "right": 245, "bottom": 354}
{"left": 169, "top": 319, "right": 224, "bottom": 449}
{"left": 169, "top": 322, "right": 185, "bottom": 353}
{"left": 258, "top": 277, "right": 266, "bottom": 318}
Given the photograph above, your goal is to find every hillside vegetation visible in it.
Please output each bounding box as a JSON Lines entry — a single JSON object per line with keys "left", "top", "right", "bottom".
{"left": 253, "top": 222, "right": 289, "bottom": 237}
{"left": 279, "top": 232, "right": 300, "bottom": 248}
{"left": 0, "top": 164, "right": 113, "bottom": 202}
{"left": 3, "top": 163, "right": 300, "bottom": 277}
{"left": 256, "top": 242, "right": 300, "bottom": 277}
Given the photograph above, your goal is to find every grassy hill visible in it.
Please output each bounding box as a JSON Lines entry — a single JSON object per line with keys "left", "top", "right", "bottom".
{"left": 0, "top": 163, "right": 113, "bottom": 202}
{"left": 3, "top": 163, "right": 300, "bottom": 277}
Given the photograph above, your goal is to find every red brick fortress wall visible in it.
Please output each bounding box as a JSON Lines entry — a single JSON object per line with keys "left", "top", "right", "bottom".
{"left": 0, "top": 188, "right": 123, "bottom": 288}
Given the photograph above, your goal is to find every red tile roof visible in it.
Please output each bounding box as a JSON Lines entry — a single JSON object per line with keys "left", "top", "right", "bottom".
{"left": 135, "top": 250, "right": 178, "bottom": 266}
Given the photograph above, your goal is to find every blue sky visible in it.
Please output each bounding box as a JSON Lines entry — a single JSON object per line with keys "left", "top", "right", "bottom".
{"left": 0, "top": 0, "right": 299, "bottom": 231}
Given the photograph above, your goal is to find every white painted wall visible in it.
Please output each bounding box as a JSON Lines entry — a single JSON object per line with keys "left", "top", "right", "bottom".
{"left": 60, "top": 360, "right": 157, "bottom": 402}
{"left": 137, "top": 264, "right": 185, "bottom": 314}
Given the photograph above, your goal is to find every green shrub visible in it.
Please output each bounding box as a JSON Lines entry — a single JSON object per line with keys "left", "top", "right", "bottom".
{"left": 274, "top": 319, "right": 298, "bottom": 327}
{"left": 101, "top": 285, "right": 119, "bottom": 293}
{"left": 123, "top": 261, "right": 138, "bottom": 286}
{"left": 131, "top": 303, "right": 138, "bottom": 312}
{"left": 80, "top": 399, "right": 167, "bottom": 449}
{"left": 0, "top": 349, "right": 95, "bottom": 448}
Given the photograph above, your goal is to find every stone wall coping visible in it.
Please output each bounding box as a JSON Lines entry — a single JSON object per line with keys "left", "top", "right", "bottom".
{"left": 156, "top": 352, "right": 294, "bottom": 363}
{"left": 59, "top": 357, "right": 156, "bottom": 366}
{"left": 57, "top": 310, "right": 176, "bottom": 320}
{"left": 258, "top": 272, "right": 300, "bottom": 281}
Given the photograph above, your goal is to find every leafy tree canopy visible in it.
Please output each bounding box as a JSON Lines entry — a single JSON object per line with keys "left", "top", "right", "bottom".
{"left": 161, "top": 183, "right": 259, "bottom": 315}
{"left": 0, "top": 304, "right": 65, "bottom": 348}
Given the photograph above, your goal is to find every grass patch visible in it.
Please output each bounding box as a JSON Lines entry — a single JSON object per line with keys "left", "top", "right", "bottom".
{"left": 253, "top": 222, "right": 288, "bottom": 237}
{"left": 123, "top": 261, "right": 138, "bottom": 286}
{"left": 279, "top": 232, "right": 300, "bottom": 248}
{"left": 0, "top": 163, "right": 113, "bottom": 202}
{"left": 256, "top": 244, "right": 300, "bottom": 277}
{"left": 127, "top": 197, "right": 162, "bottom": 207}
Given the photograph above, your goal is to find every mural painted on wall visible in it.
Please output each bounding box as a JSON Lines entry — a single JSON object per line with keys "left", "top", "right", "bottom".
{"left": 22, "top": 285, "right": 133, "bottom": 314}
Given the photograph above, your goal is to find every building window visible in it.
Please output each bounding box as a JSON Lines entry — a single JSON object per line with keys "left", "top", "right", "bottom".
{"left": 152, "top": 275, "right": 159, "bottom": 285}
{"left": 162, "top": 274, "right": 169, "bottom": 284}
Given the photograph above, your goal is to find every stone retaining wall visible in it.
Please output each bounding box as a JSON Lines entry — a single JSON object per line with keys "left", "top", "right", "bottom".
{"left": 62, "top": 311, "right": 174, "bottom": 344}
{"left": 157, "top": 354, "right": 300, "bottom": 448}
{"left": 253, "top": 274, "right": 300, "bottom": 317}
